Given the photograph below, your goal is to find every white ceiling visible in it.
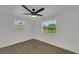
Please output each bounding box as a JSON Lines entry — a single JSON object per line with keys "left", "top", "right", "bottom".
{"left": 0, "top": 5, "right": 79, "bottom": 18}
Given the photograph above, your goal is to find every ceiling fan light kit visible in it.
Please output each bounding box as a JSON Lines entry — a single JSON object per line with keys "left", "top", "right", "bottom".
{"left": 32, "top": 15, "right": 36, "bottom": 18}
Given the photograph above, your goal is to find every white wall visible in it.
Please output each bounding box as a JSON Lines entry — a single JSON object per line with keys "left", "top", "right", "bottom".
{"left": 33, "top": 9, "right": 79, "bottom": 53}
{"left": 0, "top": 8, "right": 79, "bottom": 53}
{"left": 0, "top": 13, "right": 34, "bottom": 48}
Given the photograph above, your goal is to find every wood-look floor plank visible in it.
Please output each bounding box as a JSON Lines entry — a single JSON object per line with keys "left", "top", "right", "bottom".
{"left": 0, "top": 39, "right": 76, "bottom": 54}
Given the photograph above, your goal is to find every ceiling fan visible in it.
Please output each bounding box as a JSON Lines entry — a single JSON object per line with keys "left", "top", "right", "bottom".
{"left": 22, "top": 5, "right": 45, "bottom": 17}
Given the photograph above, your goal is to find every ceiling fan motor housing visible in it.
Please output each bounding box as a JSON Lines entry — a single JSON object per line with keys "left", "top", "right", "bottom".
{"left": 32, "top": 9, "right": 35, "bottom": 12}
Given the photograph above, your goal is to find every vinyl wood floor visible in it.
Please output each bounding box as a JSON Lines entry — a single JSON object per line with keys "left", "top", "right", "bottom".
{"left": 0, "top": 39, "right": 76, "bottom": 54}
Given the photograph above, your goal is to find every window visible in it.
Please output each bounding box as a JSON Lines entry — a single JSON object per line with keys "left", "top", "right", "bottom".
{"left": 15, "top": 19, "right": 25, "bottom": 30}
{"left": 42, "top": 19, "right": 56, "bottom": 33}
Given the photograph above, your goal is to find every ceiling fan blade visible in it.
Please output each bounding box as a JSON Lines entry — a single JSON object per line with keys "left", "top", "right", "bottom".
{"left": 35, "top": 8, "right": 45, "bottom": 14}
{"left": 22, "top": 5, "right": 32, "bottom": 13}
{"left": 23, "top": 13, "right": 31, "bottom": 15}
{"left": 35, "top": 14, "right": 43, "bottom": 16}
